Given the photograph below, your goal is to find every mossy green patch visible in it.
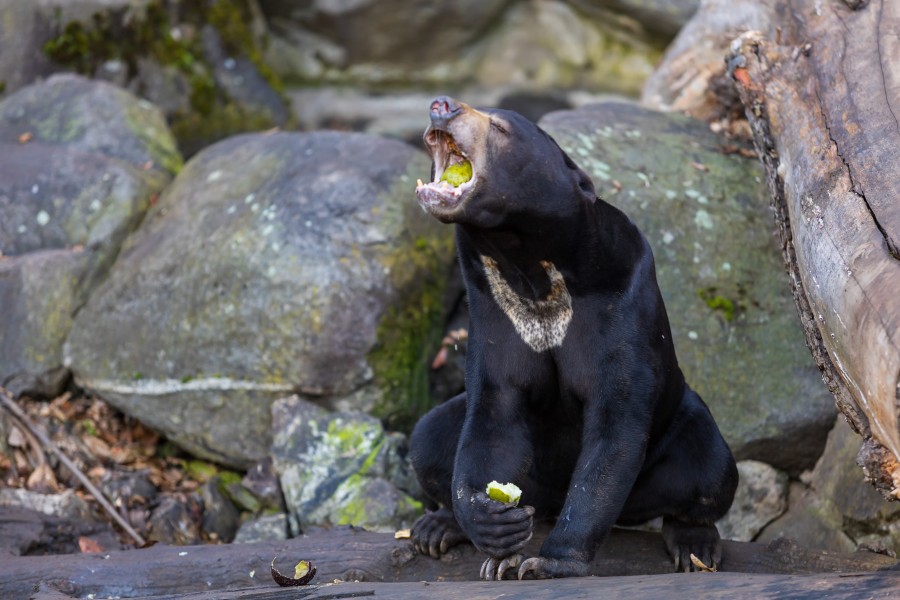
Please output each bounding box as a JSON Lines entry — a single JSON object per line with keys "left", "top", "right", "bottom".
{"left": 79, "top": 419, "right": 98, "bottom": 437}
{"left": 42, "top": 0, "right": 286, "bottom": 153}
{"left": 368, "top": 181, "right": 454, "bottom": 432}
{"left": 698, "top": 287, "right": 737, "bottom": 322}
{"left": 185, "top": 459, "right": 219, "bottom": 482}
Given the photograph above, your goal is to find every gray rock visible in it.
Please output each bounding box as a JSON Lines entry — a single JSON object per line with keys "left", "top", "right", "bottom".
{"left": 756, "top": 418, "right": 900, "bottom": 553}
{"left": 810, "top": 417, "right": 900, "bottom": 529}
{"left": 199, "top": 476, "right": 241, "bottom": 543}
{"left": 0, "top": 75, "right": 178, "bottom": 397}
{"left": 0, "top": 0, "right": 56, "bottom": 95}
{"left": 716, "top": 460, "right": 788, "bottom": 542}
{"left": 200, "top": 26, "right": 288, "bottom": 126}
{"left": 233, "top": 513, "right": 288, "bottom": 543}
{"left": 260, "top": 0, "right": 510, "bottom": 68}
{"left": 272, "top": 396, "right": 422, "bottom": 533}
{"left": 65, "top": 130, "right": 452, "bottom": 466}
{"left": 540, "top": 102, "right": 836, "bottom": 475}
{"left": 0, "top": 73, "right": 181, "bottom": 176}
{"left": 263, "top": 0, "right": 660, "bottom": 94}
{"left": 462, "top": 0, "right": 661, "bottom": 95}
{"left": 148, "top": 495, "right": 202, "bottom": 546}
{"left": 0, "top": 489, "right": 94, "bottom": 521}
{"left": 576, "top": 0, "right": 700, "bottom": 38}
{"left": 756, "top": 481, "right": 856, "bottom": 552}
{"left": 239, "top": 456, "right": 283, "bottom": 512}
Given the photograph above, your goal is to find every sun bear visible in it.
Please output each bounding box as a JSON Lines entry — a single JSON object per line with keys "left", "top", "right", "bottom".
{"left": 409, "top": 96, "right": 738, "bottom": 580}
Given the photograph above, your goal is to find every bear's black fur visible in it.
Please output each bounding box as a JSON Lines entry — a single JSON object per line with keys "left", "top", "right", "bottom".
{"left": 410, "top": 97, "right": 738, "bottom": 580}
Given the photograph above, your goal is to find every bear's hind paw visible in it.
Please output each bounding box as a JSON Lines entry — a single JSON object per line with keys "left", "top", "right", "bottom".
{"left": 662, "top": 518, "right": 723, "bottom": 573}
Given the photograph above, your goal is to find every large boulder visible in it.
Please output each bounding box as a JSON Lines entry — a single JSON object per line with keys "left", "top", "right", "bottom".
{"left": 260, "top": 0, "right": 510, "bottom": 69}
{"left": 263, "top": 0, "right": 661, "bottom": 96}
{"left": 0, "top": 74, "right": 179, "bottom": 397}
{"left": 65, "top": 130, "right": 452, "bottom": 467}
{"left": 540, "top": 102, "right": 835, "bottom": 475}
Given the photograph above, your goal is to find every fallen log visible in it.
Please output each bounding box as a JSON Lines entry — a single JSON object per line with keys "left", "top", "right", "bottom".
{"left": 129, "top": 571, "right": 900, "bottom": 600}
{"left": 728, "top": 0, "right": 900, "bottom": 497}
{"left": 2, "top": 520, "right": 898, "bottom": 599}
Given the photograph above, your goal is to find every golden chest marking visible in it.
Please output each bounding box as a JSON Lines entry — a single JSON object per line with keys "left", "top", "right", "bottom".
{"left": 480, "top": 255, "right": 573, "bottom": 352}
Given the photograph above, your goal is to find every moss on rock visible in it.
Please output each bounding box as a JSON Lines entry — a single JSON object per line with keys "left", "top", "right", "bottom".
{"left": 42, "top": 0, "right": 287, "bottom": 153}
{"left": 368, "top": 165, "right": 454, "bottom": 433}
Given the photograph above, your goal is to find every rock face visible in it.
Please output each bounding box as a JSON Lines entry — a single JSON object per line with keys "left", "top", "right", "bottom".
{"left": 65, "top": 130, "right": 452, "bottom": 467}
{"left": 263, "top": 0, "right": 661, "bottom": 96}
{"left": 271, "top": 396, "right": 422, "bottom": 533}
{"left": 261, "top": 0, "right": 511, "bottom": 68}
{"left": 0, "top": 74, "right": 179, "bottom": 397}
{"left": 540, "top": 102, "right": 835, "bottom": 475}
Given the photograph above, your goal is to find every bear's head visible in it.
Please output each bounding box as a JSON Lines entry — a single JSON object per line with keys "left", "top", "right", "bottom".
{"left": 415, "top": 96, "right": 596, "bottom": 230}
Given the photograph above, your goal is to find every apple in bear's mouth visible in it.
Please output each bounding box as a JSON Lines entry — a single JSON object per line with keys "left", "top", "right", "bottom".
{"left": 416, "top": 128, "right": 478, "bottom": 214}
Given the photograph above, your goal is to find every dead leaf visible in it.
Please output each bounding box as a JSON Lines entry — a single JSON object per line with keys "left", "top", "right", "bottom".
{"left": 27, "top": 463, "right": 58, "bottom": 492}
{"left": 18, "top": 132, "right": 33, "bottom": 144}
{"left": 431, "top": 346, "right": 448, "bottom": 370}
{"left": 83, "top": 435, "right": 112, "bottom": 460}
{"left": 78, "top": 536, "right": 104, "bottom": 553}
{"left": 7, "top": 425, "right": 27, "bottom": 448}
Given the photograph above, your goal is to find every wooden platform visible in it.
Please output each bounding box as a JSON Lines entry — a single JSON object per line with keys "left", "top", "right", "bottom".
{"left": 4, "top": 511, "right": 899, "bottom": 599}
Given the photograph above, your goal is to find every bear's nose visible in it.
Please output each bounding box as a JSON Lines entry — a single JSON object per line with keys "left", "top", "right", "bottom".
{"left": 430, "top": 96, "right": 462, "bottom": 129}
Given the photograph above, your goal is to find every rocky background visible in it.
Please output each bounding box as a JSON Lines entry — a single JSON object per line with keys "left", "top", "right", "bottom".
{"left": 1, "top": 0, "right": 896, "bottom": 559}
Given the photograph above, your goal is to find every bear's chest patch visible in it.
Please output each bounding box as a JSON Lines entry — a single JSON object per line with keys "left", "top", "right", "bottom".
{"left": 480, "top": 255, "right": 573, "bottom": 352}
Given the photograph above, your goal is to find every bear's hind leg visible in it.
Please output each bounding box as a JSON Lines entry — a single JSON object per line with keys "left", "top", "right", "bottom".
{"left": 408, "top": 393, "right": 468, "bottom": 558}
{"left": 622, "top": 387, "right": 738, "bottom": 572}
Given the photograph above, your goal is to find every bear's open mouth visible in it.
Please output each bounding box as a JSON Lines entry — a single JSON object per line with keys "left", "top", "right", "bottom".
{"left": 416, "top": 129, "right": 477, "bottom": 215}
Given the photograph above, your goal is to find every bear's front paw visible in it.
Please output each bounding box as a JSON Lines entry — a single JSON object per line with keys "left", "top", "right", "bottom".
{"left": 466, "top": 491, "right": 534, "bottom": 559}
{"left": 662, "top": 518, "right": 722, "bottom": 572}
{"left": 517, "top": 556, "right": 590, "bottom": 579}
{"left": 411, "top": 507, "right": 469, "bottom": 559}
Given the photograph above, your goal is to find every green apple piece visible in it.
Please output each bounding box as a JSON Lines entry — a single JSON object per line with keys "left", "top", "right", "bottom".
{"left": 294, "top": 560, "right": 311, "bottom": 580}
{"left": 486, "top": 480, "right": 522, "bottom": 505}
{"left": 440, "top": 161, "right": 472, "bottom": 187}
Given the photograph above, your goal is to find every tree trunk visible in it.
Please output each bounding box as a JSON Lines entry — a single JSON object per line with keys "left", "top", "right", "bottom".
{"left": 729, "top": 0, "right": 900, "bottom": 497}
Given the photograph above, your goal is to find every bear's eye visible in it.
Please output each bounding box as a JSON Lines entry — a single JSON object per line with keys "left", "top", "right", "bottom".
{"left": 490, "top": 119, "right": 508, "bottom": 134}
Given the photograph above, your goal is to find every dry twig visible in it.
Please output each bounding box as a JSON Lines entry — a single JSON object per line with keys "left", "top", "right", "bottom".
{"left": 0, "top": 387, "right": 147, "bottom": 546}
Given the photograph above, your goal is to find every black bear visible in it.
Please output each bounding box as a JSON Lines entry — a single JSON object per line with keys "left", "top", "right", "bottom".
{"left": 410, "top": 97, "right": 738, "bottom": 580}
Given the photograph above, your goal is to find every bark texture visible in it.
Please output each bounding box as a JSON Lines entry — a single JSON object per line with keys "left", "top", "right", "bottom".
{"left": 3, "top": 524, "right": 899, "bottom": 599}
{"left": 729, "top": 0, "right": 900, "bottom": 497}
